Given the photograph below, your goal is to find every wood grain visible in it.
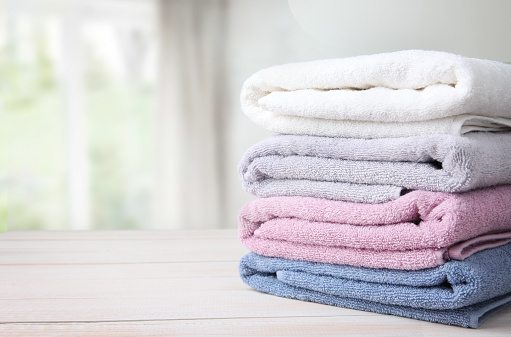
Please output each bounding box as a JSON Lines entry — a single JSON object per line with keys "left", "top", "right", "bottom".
{"left": 0, "top": 230, "right": 509, "bottom": 336}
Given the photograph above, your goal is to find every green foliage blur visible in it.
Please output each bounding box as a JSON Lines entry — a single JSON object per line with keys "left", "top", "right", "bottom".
{"left": 0, "top": 21, "right": 156, "bottom": 230}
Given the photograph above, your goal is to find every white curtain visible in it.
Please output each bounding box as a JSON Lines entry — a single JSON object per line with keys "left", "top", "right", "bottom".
{"left": 153, "top": 0, "right": 330, "bottom": 230}
{"left": 154, "top": 0, "right": 228, "bottom": 229}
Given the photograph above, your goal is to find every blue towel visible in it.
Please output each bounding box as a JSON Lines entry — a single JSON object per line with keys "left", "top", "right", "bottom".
{"left": 239, "top": 244, "right": 511, "bottom": 328}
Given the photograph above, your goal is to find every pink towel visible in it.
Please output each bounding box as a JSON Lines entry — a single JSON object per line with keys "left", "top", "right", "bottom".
{"left": 447, "top": 232, "right": 511, "bottom": 260}
{"left": 239, "top": 185, "right": 511, "bottom": 270}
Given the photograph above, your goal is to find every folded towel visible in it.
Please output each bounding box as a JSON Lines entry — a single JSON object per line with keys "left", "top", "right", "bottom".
{"left": 241, "top": 50, "right": 511, "bottom": 138}
{"left": 239, "top": 133, "right": 511, "bottom": 203}
{"left": 239, "top": 185, "right": 511, "bottom": 270}
{"left": 239, "top": 246, "right": 511, "bottom": 328}
{"left": 448, "top": 232, "right": 511, "bottom": 261}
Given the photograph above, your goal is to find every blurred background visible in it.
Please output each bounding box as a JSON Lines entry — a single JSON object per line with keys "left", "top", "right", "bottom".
{"left": 2, "top": 0, "right": 511, "bottom": 230}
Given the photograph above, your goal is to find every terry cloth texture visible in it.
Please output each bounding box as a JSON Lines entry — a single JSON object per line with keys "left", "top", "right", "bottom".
{"left": 239, "top": 247, "right": 511, "bottom": 328}
{"left": 241, "top": 50, "right": 511, "bottom": 138}
{"left": 238, "top": 185, "right": 511, "bottom": 270}
{"left": 239, "top": 133, "right": 511, "bottom": 203}
{"left": 448, "top": 232, "right": 511, "bottom": 261}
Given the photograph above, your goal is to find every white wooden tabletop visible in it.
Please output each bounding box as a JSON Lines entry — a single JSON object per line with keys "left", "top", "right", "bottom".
{"left": 0, "top": 230, "right": 509, "bottom": 336}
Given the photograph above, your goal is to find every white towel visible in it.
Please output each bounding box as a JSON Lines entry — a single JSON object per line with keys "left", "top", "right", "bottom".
{"left": 241, "top": 50, "right": 511, "bottom": 138}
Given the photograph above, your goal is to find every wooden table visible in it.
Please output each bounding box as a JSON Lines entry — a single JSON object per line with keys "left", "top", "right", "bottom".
{"left": 0, "top": 230, "right": 509, "bottom": 336}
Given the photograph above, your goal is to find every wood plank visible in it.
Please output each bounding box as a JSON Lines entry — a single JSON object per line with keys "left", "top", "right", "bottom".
{"left": 0, "top": 261, "right": 240, "bottom": 281}
{"left": 0, "top": 285, "right": 373, "bottom": 322}
{"left": 0, "top": 229, "right": 238, "bottom": 241}
{"left": 1, "top": 275, "right": 249, "bottom": 299}
{"left": 0, "top": 229, "right": 509, "bottom": 335}
{"left": 0, "top": 238, "right": 249, "bottom": 264}
{"left": 1, "top": 311, "right": 510, "bottom": 337}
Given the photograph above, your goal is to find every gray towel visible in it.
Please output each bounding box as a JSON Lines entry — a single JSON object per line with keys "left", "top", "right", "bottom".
{"left": 239, "top": 132, "right": 511, "bottom": 203}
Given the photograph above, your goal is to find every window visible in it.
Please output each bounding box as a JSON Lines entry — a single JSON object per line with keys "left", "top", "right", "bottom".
{"left": 0, "top": 0, "right": 158, "bottom": 230}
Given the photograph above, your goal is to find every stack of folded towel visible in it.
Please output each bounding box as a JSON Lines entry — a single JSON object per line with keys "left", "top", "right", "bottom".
{"left": 236, "top": 50, "right": 511, "bottom": 328}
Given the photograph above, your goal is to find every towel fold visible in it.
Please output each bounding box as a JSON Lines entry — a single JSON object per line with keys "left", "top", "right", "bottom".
{"left": 239, "top": 185, "right": 511, "bottom": 270}
{"left": 241, "top": 50, "right": 511, "bottom": 138}
{"left": 239, "top": 133, "right": 511, "bottom": 203}
{"left": 239, "top": 246, "right": 511, "bottom": 328}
